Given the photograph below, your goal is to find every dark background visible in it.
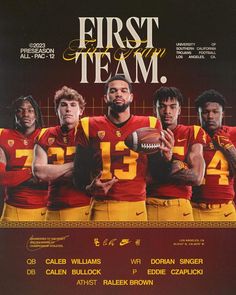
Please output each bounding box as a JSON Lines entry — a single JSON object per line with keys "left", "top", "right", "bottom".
{"left": 0, "top": 0, "right": 235, "bottom": 205}
{"left": 0, "top": 1, "right": 236, "bottom": 294}
{"left": 0, "top": 0, "right": 235, "bottom": 127}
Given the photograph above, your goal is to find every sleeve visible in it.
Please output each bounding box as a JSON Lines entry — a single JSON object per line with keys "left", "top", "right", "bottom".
{"left": 36, "top": 128, "right": 49, "bottom": 150}
{"left": 0, "top": 162, "right": 32, "bottom": 187}
{"left": 228, "top": 126, "right": 236, "bottom": 146}
{"left": 149, "top": 116, "right": 163, "bottom": 132}
{"left": 191, "top": 125, "right": 206, "bottom": 145}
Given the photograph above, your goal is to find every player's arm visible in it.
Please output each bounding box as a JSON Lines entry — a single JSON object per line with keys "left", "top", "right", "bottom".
{"left": 170, "top": 143, "right": 205, "bottom": 185}
{"left": 159, "top": 128, "right": 174, "bottom": 162}
{"left": 152, "top": 117, "right": 174, "bottom": 162}
{"left": 74, "top": 144, "right": 118, "bottom": 195}
{"left": 32, "top": 144, "right": 73, "bottom": 182}
{"left": 219, "top": 146, "right": 236, "bottom": 175}
{"left": 0, "top": 147, "right": 32, "bottom": 187}
{"left": 85, "top": 172, "right": 118, "bottom": 196}
{"left": 212, "top": 128, "right": 236, "bottom": 175}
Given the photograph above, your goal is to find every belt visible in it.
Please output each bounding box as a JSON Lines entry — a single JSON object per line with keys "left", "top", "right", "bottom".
{"left": 192, "top": 201, "right": 233, "bottom": 209}
{"left": 93, "top": 199, "right": 145, "bottom": 203}
{"left": 156, "top": 196, "right": 179, "bottom": 200}
{"left": 147, "top": 197, "right": 189, "bottom": 207}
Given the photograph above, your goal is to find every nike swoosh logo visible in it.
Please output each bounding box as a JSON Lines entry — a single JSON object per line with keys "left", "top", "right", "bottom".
{"left": 41, "top": 211, "right": 46, "bottom": 216}
{"left": 136, "top": 211, "right": 144, "bottom": 216}
{"left": 224, "top": 212, "right": 233, "bottom": 217}
{"left": 183, "top": 213, "right": 191, "bottom": 216}
{"left": 177, "top": 138, "right": 187, "bottom": 142}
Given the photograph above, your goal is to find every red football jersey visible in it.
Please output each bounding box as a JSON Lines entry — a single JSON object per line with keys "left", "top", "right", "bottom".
{"left": 148, "top": 125, "right": 206, "bottom": 199}
{"left": 37, "top": 125, "right": 90, "bottom": 210}
{"left": 79, "top": 115, "right": 162, "bottom": 201}
{"left": 0, "top": 128, "right": 48, "bottom": 209}
{"left": 192, "top": 126, "right": 236, "bottom": 202}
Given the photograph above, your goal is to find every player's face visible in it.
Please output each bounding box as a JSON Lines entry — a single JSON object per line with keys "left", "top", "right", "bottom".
{"left": 15, "top": 100, "right": 36, "bottom": 130}
{"left": 199, "top": 102, "right": 223, "bottom": 133}
{"left": 104, "top": 80, "right": 133, "bottom": 113}
{"left": 156, "top": 97, "right": 181, "bottom": 129}
{"left": 57, "top": 99, "right": 82, "bottom": 128}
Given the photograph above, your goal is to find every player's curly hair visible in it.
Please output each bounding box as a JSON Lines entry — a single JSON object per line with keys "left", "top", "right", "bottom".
{"left": 12, "top": 95, "right": 43, "bottom": 129}
{"left": 54, "top": 86, "right": 86, "bottom": 111}
{"left": 104, "top": 75, "right": 132, "bottom": 94}
{"left": 195, "top": 89, "right": 226, "bottom": 111}
{"left": 153, "top": 86, "right": 184, "bottom": 106}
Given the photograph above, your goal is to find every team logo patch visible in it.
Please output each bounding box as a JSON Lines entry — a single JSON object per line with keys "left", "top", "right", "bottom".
{"left": 8, "top": 140, "right": 14, "bottom": 147}
{"left": 63, "top": 137, "right": 68, "bottom": 144}
{"left": 98, "top": 131, "right": 105, "bottom": 140}
{"left": 48, "top": 137, "right": 55, "bottom": 145}
{"left": 23, "top": 139, "right": 29, "bottom": 146}
{"left": 116, "top": 130, "right": 122, "bottom": 137}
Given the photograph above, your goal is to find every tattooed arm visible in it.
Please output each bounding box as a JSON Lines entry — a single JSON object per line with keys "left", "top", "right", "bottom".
{"left": 170, "top": 143, "right": 205, "bottom": 185}
{"left": 212, "top": 128, "right": 236, "bottom": 175}
{"left": 218, "top": 146, "right": 236, "bottom": 176}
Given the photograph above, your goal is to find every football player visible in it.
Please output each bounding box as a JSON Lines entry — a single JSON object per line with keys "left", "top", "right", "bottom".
{"left": 147, "top": 87, "right": 206, "bottom": 221}
{"left": 0, "top": 96, "right": 48, "bottom": 221}
{"left": 192, "top": 89, "right": 236, "bottom": 221}
{"left": 74, "top": 75, "right": 173, "bottom": 221}
{"left": 33, "top": 86, "right": 91, "bottom": 221}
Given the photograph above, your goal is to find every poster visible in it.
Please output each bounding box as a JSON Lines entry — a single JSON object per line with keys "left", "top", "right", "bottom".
{"left": 0, "top": 0, "right": 236, "bottom": 294}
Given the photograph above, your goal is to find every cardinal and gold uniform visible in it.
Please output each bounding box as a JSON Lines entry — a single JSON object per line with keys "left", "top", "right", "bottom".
{"left": 0, "top": 128, "right": 48, "bottom": 221}
{"left": 78, "top": 115, "right": 162, "bottom": 221}
{"left": 147, "top": 125, "right": 206, "bottom": 221}
{"left": 192, "top": 126, "right": 236, "bottom": 221}
{"left": 37, "top": 126, "right": 91, "bottom": 221}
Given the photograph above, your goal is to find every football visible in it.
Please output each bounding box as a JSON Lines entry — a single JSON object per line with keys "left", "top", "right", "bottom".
{"left": 125, "top": 127, "right": 162, "bottom": 154}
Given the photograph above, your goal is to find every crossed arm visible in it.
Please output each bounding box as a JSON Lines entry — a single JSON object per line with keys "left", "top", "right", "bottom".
{"left": 218, "top": 146, "right": 236, "bottom": 175}
{"left": 170, "top": 143, "right": 205, "bottom": 185}
{"left": 73, "top": 144, "right": 117, "bottom": 196}
{"left": 32, "top": 144, "right": 73, "bottom": 182}
{"left": 212, "top": 128, "right": 236, "bottom": 176}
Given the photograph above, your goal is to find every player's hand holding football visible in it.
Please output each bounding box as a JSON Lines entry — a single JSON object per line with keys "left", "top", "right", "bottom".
{"left": 159, "top": 128, "right": 174, "bottom": 161}
{"left": 212, "top": 128, "right": 234, "bottom": 150}
{"left": 86, "top": 172, "right": 118, "bottom": 196}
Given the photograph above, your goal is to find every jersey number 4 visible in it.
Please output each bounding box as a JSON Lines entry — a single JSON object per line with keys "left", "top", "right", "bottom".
{"left": 204, "top": 150, "right": 229, "bottom": 185}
